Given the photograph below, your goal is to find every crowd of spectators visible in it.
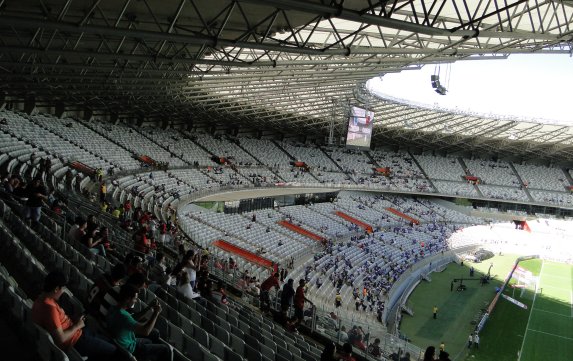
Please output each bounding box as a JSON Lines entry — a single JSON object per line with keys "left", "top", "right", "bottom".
{"left": 7, "top": 108, "right": 573, "bottom": 361}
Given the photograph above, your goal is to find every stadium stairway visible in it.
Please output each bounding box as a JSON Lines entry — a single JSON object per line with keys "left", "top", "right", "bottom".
{"left": 228, "top": 136, "right": 263, "bottom": 166}
{"left": 509, "top": 162, "right": 526, "bottom": 186}
{"left": 178, "top": 130, "right": 216, "bottom": 158}
{"left": 229, "top": 165, "right": 257, "bottom": 185}
{"left": 472, "top": 183, "right": 485, "bottom": 198}
{"left": 508, "top": 162, "right": 536, "bottom": 202}
{"left": 457, "top": 157, "right": 471, "bottom": 176}
{"left": 407, "top": 151, "right": 439, "bottom": 193}
{"left": 270, "top": 140, "right": 296, "bottom": 161}
{"left": 363, "top": 150, "right": 380, "bottom": 169}
{"left": 562, "top": 167, "right": 573, "bottom": 186}
{"left": 131, "top": 126, "right": 191, "bottom": 166}
{"left": 232, "top": 139, "right": 287, "bottom": 183}
{"left": 319, "top": 147, "right": 358, "bottom": 184}
{"left": 457, "top": 157, "right": 486, "bottom": 198}
{"left": 412, "top": 198, "right": 447, "bottom": 223}
{"left": 77, "top": 118, "right": 136, "bottom": 156}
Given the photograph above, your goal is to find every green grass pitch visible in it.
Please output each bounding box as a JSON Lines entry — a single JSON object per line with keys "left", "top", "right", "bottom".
{"left": 398, "top": 254, "right": 573, "bottom": 361}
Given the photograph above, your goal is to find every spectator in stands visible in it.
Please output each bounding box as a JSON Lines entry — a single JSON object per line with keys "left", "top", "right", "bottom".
{"left": 349, "top": 326, "right": 367, "bottom": 351}
{"left": 12, "top": 178, "right": 27, "bottom": 198}
{"left": 337, "top": 326, "right": 349, "bottom": 343}
{"left": 99, "top": 182, "right": 107, "bottom": 203}
{"left": 87, "top": 264, "right": 127, "bottom": 316}
{"left": 195, "top": 254, "right": 211, "bottom": 296}
{"left": 199, "top": 277, "right": 216, "bottom": 304}
{"left": 158, "top": 221, "right": 168, "bottom": 244}
{"left": 367, "top": 338, "right": 382, "bottom": 358}
{"left": 280, "top": 278, "right": 295, "bottom": 319}
{"left": 67, "top": 217, "right": 87, "bottom": 244}
{"left": 133, "top": 226, "right": 151, "bottom": 254}
{"left": 83, "top": 226, "right": 107, "bottom": 257}
{"left": 123, "top": 199, "right": 132, "bottom": 221}
{"left": 335, "top": 291, "right": 342, "bottom": 308}
{"left": 64, "top": 169, "right": 74, "bottom": 189}
{"left": 86, "top": 214, "right": 99, "bottom": 235}
{"left": 219, "top": 282, "right": 228, "bottom": 305}
{"left": 338, "top": 343, "right": 356, "bottom": 361}
{"left": 320, "top": 341, "right": 337, "bottom": 361}
{"left": 97, "top": 272, "right": 150, "bottom": 322}
{"left": 176, "top": 271, "right": 200, "bottom": 300}
{"left": 139, "top": 211, "right": 152, "bottom": 226}
{"left": 171, "top": 250, "right": 198, "bottom": 290}
{"left": 293, "top": 279, "right": 312, "bottom": 326}
{"left": 111, "top": 206, "right": 121, "bottom": 219}
{"left": 124, "top": 253, "right": 144, "bottom": 276}
{"left": 260, "top": 272, "right": 280, "bottom": 312}
{"left": 43, "top": 157, "right": 52, "bottom": 176}
{"left": 228, "top": 257, "right": 237, "bottom": 271}
{"left": 182, "top": 251, "right": 199, "bottom": 289}
{"left": 99, "top": 227, "right": 113, "bottom": 252}
{"left": 32, "top": 271, "right": 119, "bottom": 360}
{"left": 24, "top": 177, "right": 48, "bottom": 225}
{"left": 3, "top": 175, "right": 20, "bottom": 194}
{"left": 423, "top": 346, "right": 436, "bottom": 361}
{"left": 177, "top": 244, "right": 186, "bottom": 261}
{"left": 50, "top": 195, "right": 66, "bottom": 215}
{"left": 106, "top": 284, "right": 170, "bottom": 361}
{"left": 148, "top": 252, "right": 168, "bottom": 289}
{"left": 438, "top": 350, "right": 451, "bottom": 361}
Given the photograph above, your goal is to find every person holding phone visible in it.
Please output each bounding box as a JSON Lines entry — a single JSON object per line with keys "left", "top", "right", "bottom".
{"left": 83, "top": 226, "right": 107, "bottom": 257}
{"left": 106, "top": 284, "right": 170, "bottom": 361}
{"left": 32, "top": 271, "right": 118, "bottom": 360}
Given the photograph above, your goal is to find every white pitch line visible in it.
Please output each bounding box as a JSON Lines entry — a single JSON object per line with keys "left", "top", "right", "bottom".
{"left": 533, "top": 308, "right": 572, "bottom": 319}
{"left": 518, "top": 260, "right": 543, "bottom": 361}
{"left": 540, "top": 272, "right": 571, "bottom": 280}
{"left": 527, "top": 328, "right": 573, "bottom": 341}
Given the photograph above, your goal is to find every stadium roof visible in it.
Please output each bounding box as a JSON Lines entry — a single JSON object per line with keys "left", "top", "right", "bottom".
{"left": 1, "top": 0, "right": 572, "bottom": 161}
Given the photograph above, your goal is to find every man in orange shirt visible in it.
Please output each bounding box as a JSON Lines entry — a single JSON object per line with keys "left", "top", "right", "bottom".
{"left": 32, "top": 271, "right": 118, "bottom": 360}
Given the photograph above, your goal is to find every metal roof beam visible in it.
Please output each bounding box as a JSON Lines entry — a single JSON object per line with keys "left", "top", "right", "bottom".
{"left": 238, "top": 0, "right": 461, "bottom": 36}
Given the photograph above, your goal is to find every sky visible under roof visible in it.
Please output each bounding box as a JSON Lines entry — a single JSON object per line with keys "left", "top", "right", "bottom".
{"left": 367, "top": 54, "right": 573, "bottom": 125}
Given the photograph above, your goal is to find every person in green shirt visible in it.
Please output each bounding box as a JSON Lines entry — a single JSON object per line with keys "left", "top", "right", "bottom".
{"left": 111, "top": 207, "right": 121, "bottom": 219}
{"left": 106, "top": 284, "right": 170, "bottom": 361}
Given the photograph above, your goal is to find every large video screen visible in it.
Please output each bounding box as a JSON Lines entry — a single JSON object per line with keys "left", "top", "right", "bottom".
{"left": 346, "top": 106, "right": 374, "bottom": 149}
